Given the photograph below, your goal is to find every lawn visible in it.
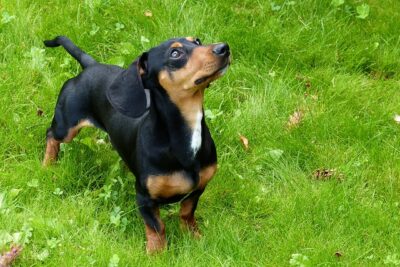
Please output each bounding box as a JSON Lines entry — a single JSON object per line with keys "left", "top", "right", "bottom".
{"left": 1, "top": 0, "right": 400, "bottom": 266}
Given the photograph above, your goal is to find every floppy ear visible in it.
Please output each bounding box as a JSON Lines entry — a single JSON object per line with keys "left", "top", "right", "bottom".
{"left": 138, "top": 52, "right": 148, "bottom": 75}
{"left": 106, "top": 53, "right": 150, "bottom": 118}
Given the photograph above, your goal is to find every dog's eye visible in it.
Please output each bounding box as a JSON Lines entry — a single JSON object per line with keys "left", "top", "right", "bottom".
{"left": 194, "top": 38, "right": 202, "bottom": 45}
{"left": 170, "top": 49, "right": 182, "bottom": 59}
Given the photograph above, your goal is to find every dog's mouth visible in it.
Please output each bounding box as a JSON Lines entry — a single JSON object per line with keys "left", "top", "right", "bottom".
{"left": 194, "top": 61, "right": 230, "bottom": 85}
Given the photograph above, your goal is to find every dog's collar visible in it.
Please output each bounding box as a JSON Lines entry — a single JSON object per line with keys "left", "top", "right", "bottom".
{"left": 134, "top": 60, "right": 151, "bottom": 109}
{"left": 144, "top": 89, "right": 150, "bottom": 109}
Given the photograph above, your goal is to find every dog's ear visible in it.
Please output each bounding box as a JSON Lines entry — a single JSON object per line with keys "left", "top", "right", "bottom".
{"left": 106, "top": 53, "right": 150, "bottom": 118}
{"left": 138, "top": 52, "right": 148, "bottom": 75}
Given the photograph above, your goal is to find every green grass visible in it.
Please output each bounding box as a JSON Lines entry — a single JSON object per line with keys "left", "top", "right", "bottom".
{"left": 1, "top": 0, "right": 400, "bottom": 266}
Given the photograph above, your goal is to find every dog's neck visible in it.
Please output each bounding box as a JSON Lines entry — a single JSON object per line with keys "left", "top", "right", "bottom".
{"left": 169, "top": 89, "right": 204, "bottom": 156}
{"left": 149, "top": 87, "right": 205, "bottom": 167}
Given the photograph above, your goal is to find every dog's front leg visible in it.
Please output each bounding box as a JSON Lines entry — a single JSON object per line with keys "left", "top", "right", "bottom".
{"left": 180, "top": 164, "right": 217, "bottom": 237}
{"left": 179, "top": 189, "right": 204, "bottom": 238}
{"left": 137, "top": 194, "right": 166, "bottom": 253}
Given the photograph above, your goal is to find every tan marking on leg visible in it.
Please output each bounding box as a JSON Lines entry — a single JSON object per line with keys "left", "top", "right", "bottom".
{"left": 180, "top": 199, "right": 201, "bottom": 238}
{"left": 145, "top": 208, "right": 167, "bottom": 254}
{"left": 179, "top": 164, "right": 217, "bottom": 237}
{"left": 198, "top": 163, "right": 217, "bottom": 189}
{"left": 42, "top": 119, "right": 93, "bottom": 166}
{"left": 63, "top": 119, "right": 93, "bottom": 143}
{"left": 42, "top": 137, "right": 60, "bottom": 166}
{"left": 147, "top": 172, "right": 193, "bottom": 199}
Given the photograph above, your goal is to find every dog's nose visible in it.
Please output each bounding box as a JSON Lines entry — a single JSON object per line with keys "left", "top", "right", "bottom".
{"left": 213, "top": 43, "right": 230, "bottom": 56}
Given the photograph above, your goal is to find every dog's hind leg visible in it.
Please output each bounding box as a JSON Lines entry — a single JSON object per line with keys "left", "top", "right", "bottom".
{"left": 43, "top": 119, "right": 93, "bottom": 166}
{"left": 43, "top": 127, "right": 61, "bottom": 166}
{"left": 43, "top": 80, "right": 94, "bottom": 166}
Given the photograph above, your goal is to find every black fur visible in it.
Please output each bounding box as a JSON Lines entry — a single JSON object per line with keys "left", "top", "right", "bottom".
{"left": 44, "top": 36, "right": 96, "bottom": 68}
{"left": 106, "top": 59, "right": 149, "bottom": 118}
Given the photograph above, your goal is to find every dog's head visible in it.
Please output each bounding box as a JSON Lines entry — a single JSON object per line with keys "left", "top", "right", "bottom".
{"left": 107, "top": 37, "right": 231, "bottom": 118}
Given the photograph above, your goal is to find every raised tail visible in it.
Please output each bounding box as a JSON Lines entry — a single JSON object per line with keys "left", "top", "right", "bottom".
{"left": 44, "top": 36, "right": 97, "bottom": 68}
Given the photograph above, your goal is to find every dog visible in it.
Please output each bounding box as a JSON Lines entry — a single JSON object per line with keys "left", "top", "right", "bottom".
{"left": 42, "top": 36, "right": 230, "bottom": 253}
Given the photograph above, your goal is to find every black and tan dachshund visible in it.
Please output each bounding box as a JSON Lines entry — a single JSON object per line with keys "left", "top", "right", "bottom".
{"left": 43, "top": 36, "right": 230, "bottom": 253}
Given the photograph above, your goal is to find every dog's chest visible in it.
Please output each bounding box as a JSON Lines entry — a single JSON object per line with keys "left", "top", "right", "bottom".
{"left": 146, "top": 172, "right": 196, "bottom": 199}
{"left": 190, "top": 112, "right": 203, "bottom": 155}
{"left": 146, "top": 165, "right": 215, "bottom": 199}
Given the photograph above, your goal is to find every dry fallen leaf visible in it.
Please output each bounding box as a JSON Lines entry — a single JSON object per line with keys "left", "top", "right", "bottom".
{"left": 370, "top": 70, "right": 395, "bottom": 80}
{"left": 0, "top": 245, "right": 22, "bottom": 267}
{"left": 305, "top": 92, "right": 318, "bottom": 100}
{"left": 295, "top": 74, "right": 311, "bottom": 88}
{"left": 287, "top": 110, "right": 304, "bottom": 129}
{"left": 313, "top": 168, "right": 343, "bottom": 181}
{"left": 313, "top": 168, "right": 335, "bottom": 180}
{"left": 334, "top": 251, "right": 343, "bottom": 258}
{"left": 37, "top": 108, "right": 44, "bottom": 116}
{"left": 394, "top": 114, "right": 400, "bottom": 124}
{"left": 144, "top": 10, "right": 153, "bottom": 17}
{"left": 295, "top": 74, "right": 308, "bottom": 81}
{"left": 239, "top": 134, "right": 249, "bottom": 150}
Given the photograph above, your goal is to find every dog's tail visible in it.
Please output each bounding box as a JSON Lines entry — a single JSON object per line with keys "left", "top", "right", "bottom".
{"left": 44, "top": 36, "right": 97, "bottom": 68}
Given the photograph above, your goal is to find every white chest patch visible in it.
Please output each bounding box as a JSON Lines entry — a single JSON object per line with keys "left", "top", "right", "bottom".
{"left": 190, "top": 112, "right": 203, "bottom": 156}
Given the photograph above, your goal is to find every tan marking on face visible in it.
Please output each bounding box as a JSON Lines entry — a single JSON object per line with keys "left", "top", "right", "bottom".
{"left": 186, "top": 37, "right": 194, "bottom": 42}
{"left": 171, "top": 42, "right": 183, "bottom": 48}
{"left": 158, "top": 46, "right": 225, "bottom": 129}
{"left": 63, "top": 119, "right": 94, "bottom": 143}
{"left": 198, "top": 164, "right": 217, "bottom": 188}
{"left": 147, "top": 172, "right": 194, "bottom": 199}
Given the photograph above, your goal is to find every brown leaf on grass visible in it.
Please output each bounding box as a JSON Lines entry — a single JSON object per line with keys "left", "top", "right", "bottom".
{"left": 144, "top": 10, "right": 153, "bottom": 17}
{"left": 239, "top": 134, "right": 249, "bottom": 150}
{"left": 295, "top": 74, "right": 311, "bottom": 88}
{"left": 313, "top": 168, "right": 335, "bottom": 180}
{"left": 0, "top": 245, "right": 23, "bottom": 267}
{"left": 370, "top": 70, "right": 395, "bottom": 80}
{"left": 287, "top": 110, "right": 304, "bottom": 129}
{"left": 304, "top": 92, "right": 318, "bottom": 100}
{"left": 295, "top": 74, "right": 308, "bottom": 81}
{"left": 36, "top": 108, "right": 44, "bottom": 116}
{"left": 313, "top": 168, "right": 343, "bottom": 181}
{"left": 334, "top": 251, "right": 343, "bottom": 258}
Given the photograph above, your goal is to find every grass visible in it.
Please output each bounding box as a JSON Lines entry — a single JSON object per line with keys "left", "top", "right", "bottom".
{"left": 1, "top": 0, "right": 400, "bottom": 266}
